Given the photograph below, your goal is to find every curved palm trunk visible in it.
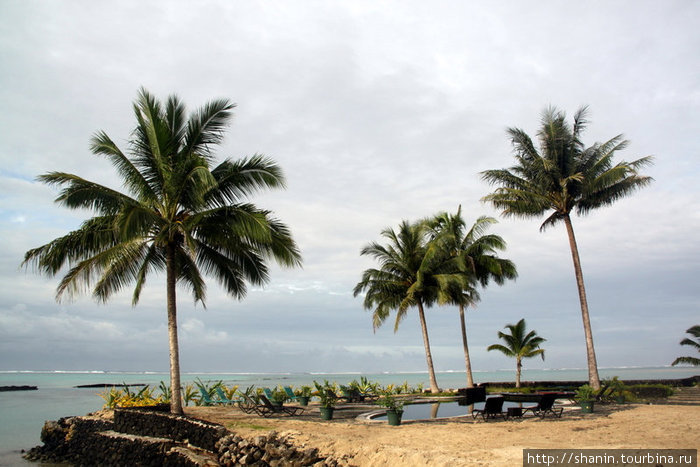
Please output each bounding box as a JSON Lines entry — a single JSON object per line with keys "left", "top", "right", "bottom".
{"left": 417, "top": 301, "right": 440, "bottom": 393}
{"left": 563, "top": 215, "right": 601, "bottom": 390}
{"left": 458, "top": 304, "right": 474, "bottom": 388}
{"left": 166, "top": 244, "right": 184, "bottom": 414}
{"left": 516, "top": 356, "right": 522, "bottom": 388}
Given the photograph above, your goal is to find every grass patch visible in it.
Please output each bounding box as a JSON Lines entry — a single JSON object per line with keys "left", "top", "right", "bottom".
{"left": 225, "top": 421, "right": 272, "bottom": 431}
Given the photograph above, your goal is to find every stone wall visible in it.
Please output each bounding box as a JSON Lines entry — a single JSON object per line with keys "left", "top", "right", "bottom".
{"left": 215, "top": 431, "right": 350, "bottom": 467}
{"left": 24, "top": 409, "right": 349, "bottom": 466}
{"left": 115, "top": 408, "right": 228, "bottom": 452}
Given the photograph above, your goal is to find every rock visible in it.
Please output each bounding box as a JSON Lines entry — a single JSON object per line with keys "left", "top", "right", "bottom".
{"left": 253, "top": 435, "right": 266, "bottom": 447}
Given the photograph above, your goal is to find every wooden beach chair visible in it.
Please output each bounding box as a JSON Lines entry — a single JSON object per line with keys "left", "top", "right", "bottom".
{"left": 472, "top": 396, "right": 507, "bottom": 421}
{"left": 259, "top": 395, "right": 305, "bottom": 416}
{"left": 522, "top": 393, "right": 563, "bottom": 419}
{"left": 238, "top": 394, "right": 275, "bottom": 417}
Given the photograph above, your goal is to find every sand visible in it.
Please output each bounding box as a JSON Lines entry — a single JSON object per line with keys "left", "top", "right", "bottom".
{"left": 186, "top": 403, "right": 700, "bottom": 466}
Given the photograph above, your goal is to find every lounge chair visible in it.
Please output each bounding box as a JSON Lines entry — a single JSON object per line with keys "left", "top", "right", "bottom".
{"left": 198, "top": 388, "right": 223, "bottom": 406}
{"left": 215, "top": 387, "right": 242, "bottom": 405}
{"left": 259, "top": 394, "right": 305, "bottom": 416}
{"left": 283, "top": 386, "right": 298, "bottom": 401}
{"left": 262, "top": 387, "right": 275, "bottom": 400}
{"left": 238, "top": 394, "right": 275, "bottom": 417}
{"left": 472, "top": 396, "right": 507, "bottom": 421}
{"left": 522, "top": 393, "right": 563, "bottom": 419}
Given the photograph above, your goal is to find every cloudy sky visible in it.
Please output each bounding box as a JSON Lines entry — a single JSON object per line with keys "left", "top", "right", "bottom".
{"left": 1, "top": 1, "right": 698, "bottom": 377}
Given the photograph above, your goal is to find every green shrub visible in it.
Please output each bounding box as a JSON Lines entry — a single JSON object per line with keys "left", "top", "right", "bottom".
{"left": 627, "top": 384, "right": 674, "bottom": 399}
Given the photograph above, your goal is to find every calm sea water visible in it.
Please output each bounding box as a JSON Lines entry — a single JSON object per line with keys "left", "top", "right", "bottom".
{"left": 1, "top": 367, "right": 697, "bottom": 466}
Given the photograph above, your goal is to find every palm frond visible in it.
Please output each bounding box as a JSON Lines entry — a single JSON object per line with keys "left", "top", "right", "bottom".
{"left": 38, "top": 172, "right": 138, "bottom": 215}
{"left": 183, "top": 98, "right": 236, "bottom": 162}
{"left": 207, "top": 155, "right": 286, "bottom": 207}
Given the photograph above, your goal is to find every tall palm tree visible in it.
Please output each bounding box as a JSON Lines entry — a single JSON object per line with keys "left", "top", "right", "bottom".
{"left": 426, "top": 208, "right": 517, "bottom": 388}
{"left": 671, "top": 325, "right": 700, "bottom": 367}
{"left": 353, "top": 220, "right": 465, "bottom": 393}
{"left": 22, "top": 88, "right": 302, "bottom": 414}
{"left": 487, "top": 318, "right": 545, "bottom": 388}
{"left": 481, "top": 106, "right": 653, "bottom": 389}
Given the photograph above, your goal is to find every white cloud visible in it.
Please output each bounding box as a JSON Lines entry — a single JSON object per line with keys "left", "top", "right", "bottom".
{"left": 0, "top": 0, "right": 698, "bottom": 373}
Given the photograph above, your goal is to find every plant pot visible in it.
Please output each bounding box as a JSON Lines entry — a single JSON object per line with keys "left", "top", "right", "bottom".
{"left": 386, "top": 409, "right": 403, "bottom": 426}
{"left": 319, "top": 406, "right": 334, "bottom": 420}
{"left": 578, "top": 400, "right": 594, "bottom": 413}
{"left": 298, "top": 396, "right": 310, "bottom": 406}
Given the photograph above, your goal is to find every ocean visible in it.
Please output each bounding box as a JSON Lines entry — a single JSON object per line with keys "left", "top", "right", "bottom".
{"left": 1, "top": 366, "right": 697, "bottom": 466}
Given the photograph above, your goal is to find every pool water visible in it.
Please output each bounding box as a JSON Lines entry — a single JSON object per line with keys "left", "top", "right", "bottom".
{"left": 372, "top": 398, "right": 526, "bottom": 421}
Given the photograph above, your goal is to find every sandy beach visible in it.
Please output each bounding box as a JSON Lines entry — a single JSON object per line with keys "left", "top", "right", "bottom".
{"left": 186, "top": 403, "right": 700, "bottom": 466}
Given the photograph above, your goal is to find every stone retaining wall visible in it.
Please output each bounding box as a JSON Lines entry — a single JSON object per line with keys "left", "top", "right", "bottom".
{"left": 115, "top": 408, "right": 227, "bottom": 452}
{"left": 24, "top": 409, "right": 349, "bottom": 466}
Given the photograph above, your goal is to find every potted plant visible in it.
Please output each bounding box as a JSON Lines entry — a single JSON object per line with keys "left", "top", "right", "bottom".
{"left": 377, "top": 393, "right": 405, "bottom": 426}
{"left": 606, "top": 377, "right": 629, "bottom": 404}
{"left": 296, "top": 385, "right": 312, "bottom": 406}
{"left": 314, "top": 381, "right": 337, "bottom": 420}
{"left": 270, "top": 386, "right": 289, "bottom": 406}
{"left": 575, "top": 384, "right": 596, "bottom": 413}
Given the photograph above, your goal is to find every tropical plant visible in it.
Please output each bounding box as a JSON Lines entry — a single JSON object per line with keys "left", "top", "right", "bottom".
{"left": 182, "top": 384, "right": 198, "bottom": 407}
{"left": 481, "top": 106, "right": 653, "bottom": 389}
{"left": 269, "top": 386, "right": 289, "bottom": 405}
{"left": 425, "top": 207, "right": 517, "bottom": 388}
{"left": 22, "top": 89, "right": 302, "bottom": 414}
{"left": 574, "top": 384, "right": 595, "bottom": 402}
{"left": 159, "top": 381, "right": 172, "bottom": 401}
{"left": 354, "top": 220, "right": 466, "bottom": 393}
{"left": 349, "top": 376, "right": 379, "bottom": 396}
{"left": 313, "top": 380, "right": 338, "bottom": 408}
{"left": 396, "top": 381, "right": 411, "bottom": 394}
{"left": 222, "top": 384, "right": 240, "bottom": 400}
{"left": 376, "top": 391, "right": 405, "bottom": 411}
{"left": 295, "top": 385, "right": 313, "bottom": 398}
{"left": 241, "top": 385, "right": 260, "bottom": 403}
{"left": 487, "top": 318, "right": 546, "bottom": 387}
{"left": 600, "top": 376, "right": 633, "bottom": 403}
{"left": 671, "top": 325, "right": 700, "bottom": 367}
{"left": 99, "top": 384, "right": 166, "bottom": 409}
{"left": 194, "top": 379, "right": 222, "bottom": 405}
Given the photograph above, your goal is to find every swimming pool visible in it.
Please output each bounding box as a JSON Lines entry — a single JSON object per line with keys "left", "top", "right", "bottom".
{"left": 370, "top": 398, "right": 526, "bottom": 421}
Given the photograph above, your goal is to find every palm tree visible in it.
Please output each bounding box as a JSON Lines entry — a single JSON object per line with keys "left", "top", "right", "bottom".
{"left": 22, "top": 88, "right": 302, "bottom": 414}
{"left": 487, "top": 319, "right": 545, "bottom": 388}
{"left": 671, "top": 325, "right": 700, "bottom": 367}
{"left": 481, "top": 106, "right": 653, "bottom": 389}
{"left": 353, "top": 220, "right": 465, "bottom": 393}
{"left": 426, "top": 208, "right": 517, "bottom": 388}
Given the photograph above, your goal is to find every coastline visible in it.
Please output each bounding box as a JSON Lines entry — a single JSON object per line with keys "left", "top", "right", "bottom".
{"left": 2, "top": 367, "right": 698, "bottom": 466}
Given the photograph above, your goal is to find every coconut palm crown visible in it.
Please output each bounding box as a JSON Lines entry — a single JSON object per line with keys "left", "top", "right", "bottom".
{"left": 487, "top": 318, "right": 545, "bottom": 388}
{"left": 671, "top": 325, "right": 700, "bottom": 367}
{"left": 425, "top": 207, "right": 517, "bottom": 387}
{"left": 481, "top": 106, "right": 653, "bottom": 389}
{"left": 22, "top": 88, "right": 302, "bottom": 413}
{"left": 353, "top": 220, "right": 466, "bottom": 393}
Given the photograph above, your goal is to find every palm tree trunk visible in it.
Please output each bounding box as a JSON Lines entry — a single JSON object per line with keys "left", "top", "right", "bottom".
{"left": 166, "top": 244, "right": 184, "bottom": 414}
{"left": 563, "top": 215, "right": 601, "bottom": 390}
{"left": 459, "top": 304, "right": 474, "bottom": 388}
{"left": 516, "top": 357, "right": 522, "bottom": 388}
{"left": 417, "top": 301, "right": 440, "bottom": 393}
